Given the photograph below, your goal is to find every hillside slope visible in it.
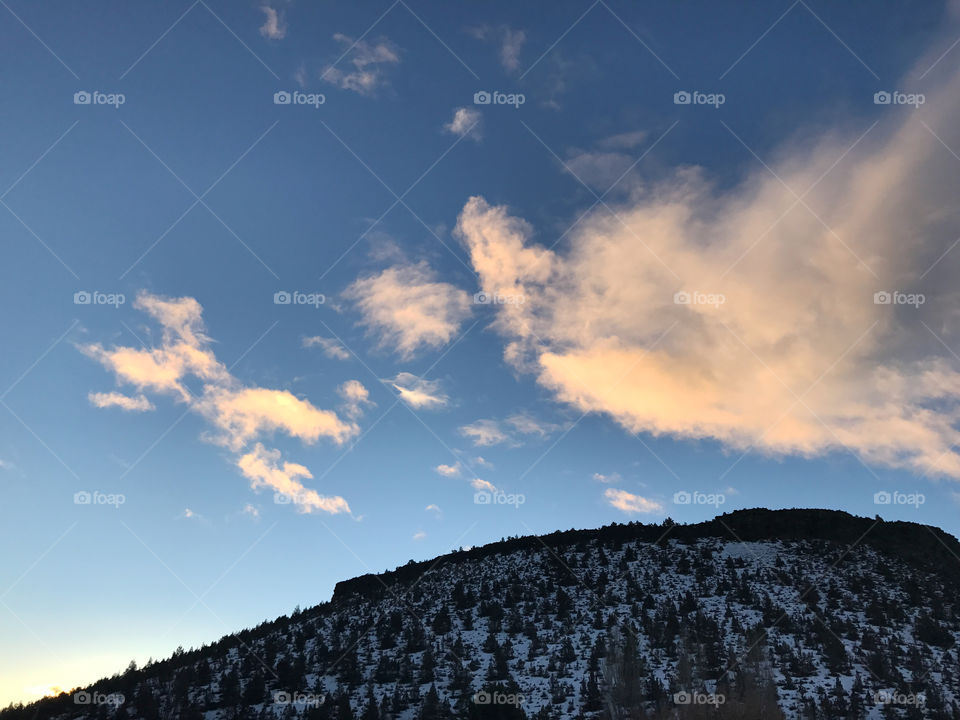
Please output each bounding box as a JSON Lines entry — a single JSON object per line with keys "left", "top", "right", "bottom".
{"left": 4, "top": 509, "right": 960, "bottom": 720}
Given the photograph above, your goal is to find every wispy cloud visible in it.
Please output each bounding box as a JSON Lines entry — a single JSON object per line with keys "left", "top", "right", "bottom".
{"left": 259, "top": 5, "right": 287, "bottom": 40}
{"left": 469, "top": 24, "right": 526, "bottom": 72}
{"left": 338, "top": 379, "right": 374, "bottom": 419}
{"left": 592, "top": 472, "right": 621, "bottom": 484}
{"left": 471, "top": 478, "right": 497, "bottom": 493}
{"left": 459, "top": 413, "right": 561, "bottom": 446}
{"left": 386, "top": 372, "right": 449, "bottom": 410}
{"left": 88, "top": 391, "right": 154, "bottom": 412}
{"left": 238, "top": 443, "right": 350, "bottom": 514}
{"left": 303, "top": 335, "right": 350, "bottom": 360}
{"left": 321, "top": 34, "right": 400, "bottom": 96}
{"left": 444, "top": 107, "right": 482, "bottom": 141}
{"left": 345, "top": 262, "right": 472, "bottom": 358}
{"left": 459, "top": 419, "right": 510, "bottom": 447}
{"left": 83, "top": 292, "right": 354, "bottom": 514}
{"left": 604, "top": 488, "right": 662, "bottom": 514}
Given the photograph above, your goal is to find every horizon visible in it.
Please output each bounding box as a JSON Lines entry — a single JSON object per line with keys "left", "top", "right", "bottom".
{"left": 4, "top": 0, "right": 960, "bottom": 710}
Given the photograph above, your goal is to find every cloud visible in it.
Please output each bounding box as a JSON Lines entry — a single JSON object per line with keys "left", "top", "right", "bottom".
{"left": 386, "top": 372, "right": 449, "bottom": 410}
{"left": 459, "top": 419, "right": 510, "bottom": 447}
{"left": 345, "top": 262, "right": 472, "bottom": 358}
{"left": 84, "top": 292, "right": 356, "bottom": 514}
{"left": 592, "top": 472, "right": 621, "bottom": 483}
{"left": 471, "top": 478, "right": 497, "bottom": 493}
{"left": 204, "top": 387, "right": 357, "bottom": 451}
{"left": 181, "top": 508, "right": 204, "bottom": 521}
{"left": 605, "top": 488, "right": 663, "bottom": 514}
{"left": 413, "top": 530, "right": 427, "bottom": 540}
{"left": 321, "top": 34, "right": 400, "bottom": 96}
{"left": 259, "top": 5, "right": 286, "bottom": 40}
{"left": 444, "top": 107, "right": 482, "bottom": 141}
{"left": 338, "top": 380, "right": 374, "bottom": 419}
{"left": 469, "top": 24, "right": 525, "bottom": 72}
{"left": 303, "top": 336, "right": 350, "bottom": 360}
{"left": 238, "top": 443, "right": 350, "bottom": 515}
{"left": 473, "top": 455, "right": 493, "bottom": 469}
{"left": 499, "top": 27, "right": 526, "bottom": 72}
{"left": 453, "top": 60, "right": 960, "bottom": 480}
{"left": 459, "top": 413, "right": 560, "bottom": 446}
{"left": 505, "top": 412, "right": 563, "bottom": 437}
{"left": 425, "top": 503, "right": 442, "bottom": 516}
{"left": 565, "top": 149, "right": 639, "bottom": 192}
{"left": 242, "top": 503, "right": 260, "bottom": 520}
{"left": 88, "top": 391, "right": 154, "bottom": 412}
{"left": 435, "top": 463, "right": 460, "bottom": 477}
{"left": 597, "top": 130, "right": 648, "bottom": 150}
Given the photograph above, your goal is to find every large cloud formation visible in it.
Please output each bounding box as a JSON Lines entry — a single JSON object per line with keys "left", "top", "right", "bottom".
{"left": 83, "top": 293, "right": 360, "bottom": 513}
{"left": 455, "top": 62, "right": 960, "bottom": 479}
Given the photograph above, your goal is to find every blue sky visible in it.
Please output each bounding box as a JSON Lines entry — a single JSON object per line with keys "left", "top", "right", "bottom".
{"left": 3, "top": 0, "right": 960, "bottom": 707}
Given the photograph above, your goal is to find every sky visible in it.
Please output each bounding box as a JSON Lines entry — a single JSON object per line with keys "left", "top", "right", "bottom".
{"left": 2, "top": 0, "right": 960, "bottom": 708}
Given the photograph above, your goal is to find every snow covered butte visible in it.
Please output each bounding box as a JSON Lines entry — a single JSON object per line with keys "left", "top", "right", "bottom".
{"left": 332, "top": 508, "right": 960, "bottom": 602}
{"left": 6, "top": 508, "right": 960, "bottom": 720}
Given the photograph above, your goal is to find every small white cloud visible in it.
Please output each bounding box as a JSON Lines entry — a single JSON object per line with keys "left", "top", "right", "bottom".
{"left": 181, "top": 508, "right": 202, "bottom": 520}
{"left": 413, "top": 530, "right": 427, "bottom": 540}
{"left": 321, "top": 34, "right": 400, "bottom": 96}
{"left": 505, "top": 412, "right": 563, "bottom": 437}
{"left": 469, "top": 24, "right": 525, "bottom": 73}
{"left": 242, "top": 503, "right": 260, "bottom": 520}
{"left": 473, "top": 456, "right": 493, "bottom": 469}
{"left": 460, "top": 413, "right": 560, "bottom": 447}
{"left": 303, "top": 336, "right": 350, "bottom": 360}
{"left": 387, "top": 373, "right": 449, "bottom": 410}
{"left": 597, "top": 130, "right": 647, "bottom": 150}
{"left": 444, "top": 107, "right": 482, "bottom": 141}
{"left": 499, "top": 27, "right": 526, "bottom": 72}
{"left": 592, "top": 472, "right": 621, "bottom": 484}
{"left": 259, "top": 5, "right": 287, "bottom": 40}
{"left": 435, "top": 463, "right": 460, "bottom": 477}
{"left": 88, "top": 391, "right": 155, "bottom": 412}
{"left": 471, "top": 478, "right": 497, "bottom": 493}
{"left": 604, "top": 488, "right": 663, "bottom": 514}
{"left": 425, "top": 503, "right": 442, "bottom": 516}
{"left": 338, "top": 380, "right": 374, "bottom": 419}
{"left": 345, "top": 262, "right": 472, "bottom": 358}
{"left": 460, "top": 419, "right": 510, "bottom": 447}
